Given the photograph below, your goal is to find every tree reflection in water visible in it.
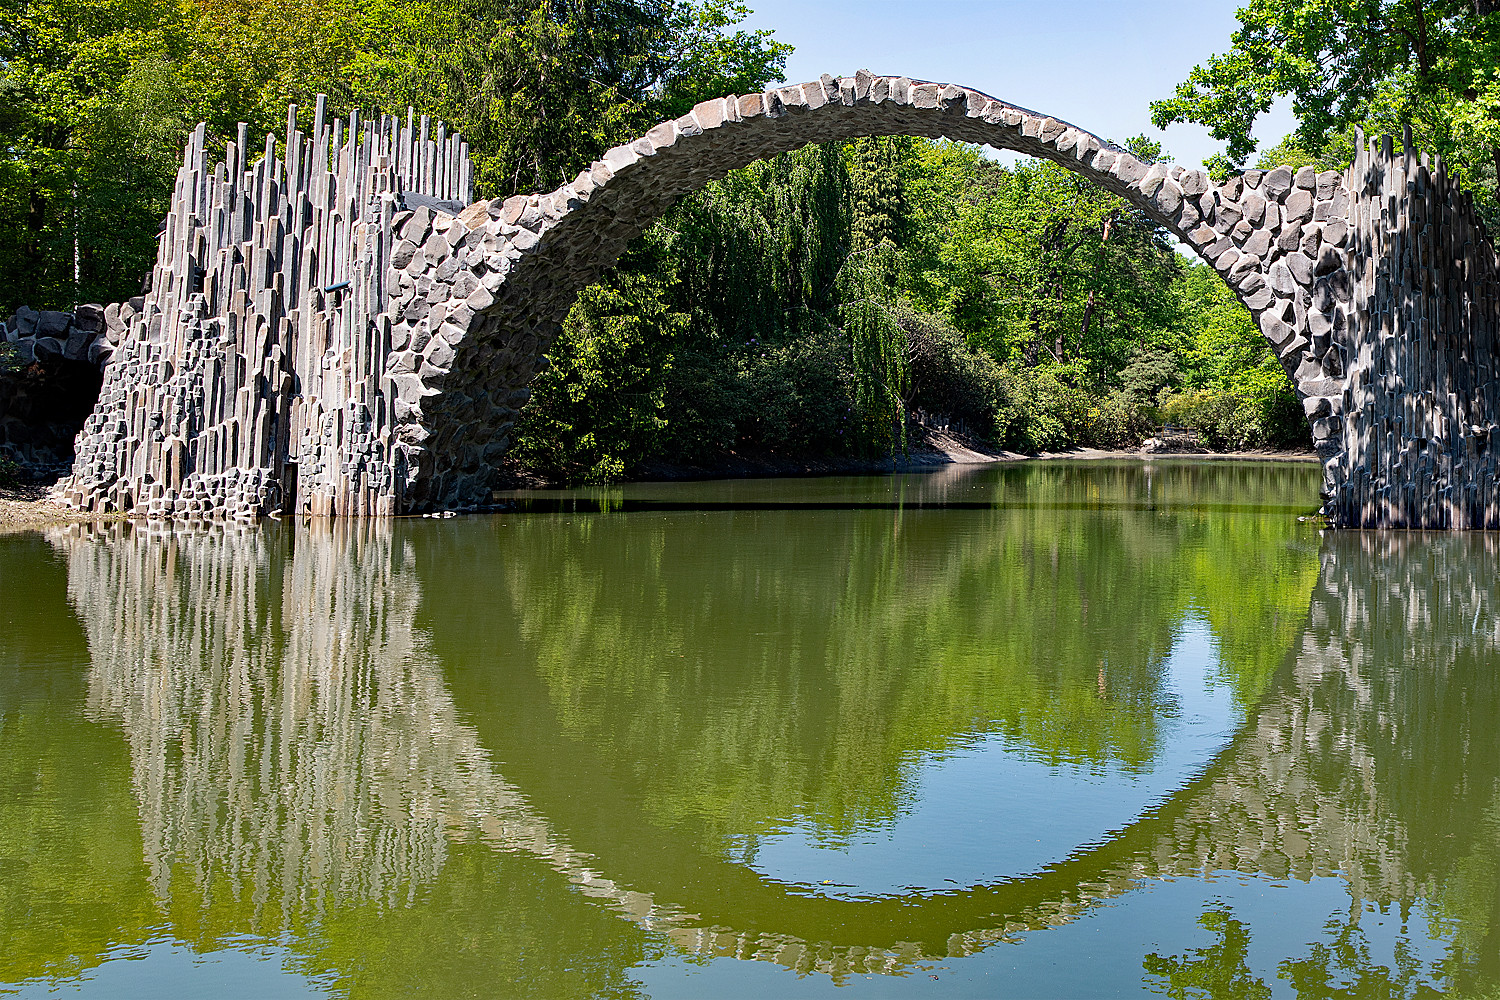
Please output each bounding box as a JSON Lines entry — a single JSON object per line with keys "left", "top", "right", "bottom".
{"left": 6, "top": 463, "right": 1500, "bottom": 994}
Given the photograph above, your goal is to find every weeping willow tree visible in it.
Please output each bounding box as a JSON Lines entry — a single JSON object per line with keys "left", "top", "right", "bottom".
{"left": 838, "top": 136, "right": 915, "bottom": 452}
{"left": 517, "top": 139, "right": 931, "bottom": 481}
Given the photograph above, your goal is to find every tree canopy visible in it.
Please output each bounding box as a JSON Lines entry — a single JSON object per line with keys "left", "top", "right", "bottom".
{"left": 1150, "top": 0, "right": 1500, "bottom": 219}
{"left": 0, "top": 0, "right": 788, "bottom": 308}
{"left": 0, "top": 0, "right": 1315, "bottom": 478}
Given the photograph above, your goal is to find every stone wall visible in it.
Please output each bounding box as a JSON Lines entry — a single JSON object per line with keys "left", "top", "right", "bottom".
{"left": 60, "top": 103, "right": 471, "bottom": 518}
{"left": 0, "top": 304, "right": 119, "bottom": 478}
{"left": 1321, "top": 131, "right": 1500, "bottom": 527}
{"left": 1, "top": 302, "right": 129, "bottom": 368}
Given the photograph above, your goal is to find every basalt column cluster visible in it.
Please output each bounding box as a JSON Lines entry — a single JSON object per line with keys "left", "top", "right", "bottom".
{"left": 1321, "top": 132, "right": 1500, "bottom": 528}
{"left": 59, "top": 100, "right": 473, "bottom": 518}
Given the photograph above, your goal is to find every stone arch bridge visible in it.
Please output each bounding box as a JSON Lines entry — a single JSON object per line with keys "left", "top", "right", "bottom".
{"left": 59, "top": 74, "right": 1500, "bottom": 526}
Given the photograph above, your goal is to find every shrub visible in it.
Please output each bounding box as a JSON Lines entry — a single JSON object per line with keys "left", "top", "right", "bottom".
{"left": 1160, "top": 389, "right": 1258, "bottom": 450}
{"left": 732, "top": 328, "right": 859, "bottom": 456}
{"left": 1086, "top": 391, "right": 1155, "bottom": 449}
{"left": 897, "top": 305, "right": 1016, "bottom": 442}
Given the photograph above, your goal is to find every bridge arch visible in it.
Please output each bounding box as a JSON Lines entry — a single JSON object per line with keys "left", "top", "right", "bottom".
{"left": 393, "top": 73, "right": 1347, "bottom": 510}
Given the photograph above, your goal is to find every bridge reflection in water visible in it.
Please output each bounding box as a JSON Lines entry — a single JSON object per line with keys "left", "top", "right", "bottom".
{"left": 18, "top": 464, "right": 1500, "bottom": 994}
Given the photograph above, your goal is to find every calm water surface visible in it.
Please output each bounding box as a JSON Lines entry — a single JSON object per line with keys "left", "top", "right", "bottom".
{"left": 3, "top": 459, "right": 1498, "bottom": 997}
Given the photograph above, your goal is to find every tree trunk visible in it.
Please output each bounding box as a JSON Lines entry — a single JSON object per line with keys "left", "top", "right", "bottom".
{"left": 1412, "top": 0, "right": 1430, "bottom": 78}
{"left": 25, "top": 180, "right": 45, "bottom": 305}
{"left": 1052, "top": 287, "right": 1067, "bottom": 363}
{"left": 1079, "top": 289, "right": 1098, "bottom": 350}
{"left": 1493, "top": 143, "right": 1500, "bottom": 205}
{"left": 1077, "top": 213, "right": 1114, "bottom": 351}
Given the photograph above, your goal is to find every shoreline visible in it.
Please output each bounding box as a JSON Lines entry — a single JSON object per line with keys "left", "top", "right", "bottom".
{"left": 0, "top": 482, "right": 128, "bottom": 535}
{"left": 1, "top": 444, "right": 1318, "bottom": 535}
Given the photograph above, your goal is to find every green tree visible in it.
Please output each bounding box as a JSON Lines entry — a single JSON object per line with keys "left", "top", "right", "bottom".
{"left": 1144, "top": 909, "right": 1274, "bottom": 1000}
{"left": 1151, "top": 0, "right": 1500, "bottom": 217}
{"left": 0, "top": 0, "right": 790, "bottom": 310}
{"left": 0, "top": 0, "right": 194, "bottom": 306}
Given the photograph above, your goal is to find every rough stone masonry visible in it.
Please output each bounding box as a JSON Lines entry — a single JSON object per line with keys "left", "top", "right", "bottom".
{"left": 55, "top": 74, "right": 1500, "bottom": 526}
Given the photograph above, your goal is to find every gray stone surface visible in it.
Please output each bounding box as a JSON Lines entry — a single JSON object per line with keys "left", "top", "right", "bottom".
{"left": 54, "top": 75, "right": 1500, "bottom": 527}
{"left": 0, "top": 304, "right": 119, "bottom": 371}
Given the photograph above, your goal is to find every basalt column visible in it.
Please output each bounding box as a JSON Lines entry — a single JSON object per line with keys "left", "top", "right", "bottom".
{"left": 59, "top": 101, "right": 473, "bottom": 518}
{"left": 1320, "top": 131, "right": 1500, "bottom": 528}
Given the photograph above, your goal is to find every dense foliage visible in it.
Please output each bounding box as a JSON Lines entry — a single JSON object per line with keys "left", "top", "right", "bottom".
{"left": 0, "top": 0, "right": 787, "bottom": 307}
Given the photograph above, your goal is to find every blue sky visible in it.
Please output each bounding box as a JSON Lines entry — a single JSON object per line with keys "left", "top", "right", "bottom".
{"left": 738, "top": 0, "right": 1297, "bottom": 172}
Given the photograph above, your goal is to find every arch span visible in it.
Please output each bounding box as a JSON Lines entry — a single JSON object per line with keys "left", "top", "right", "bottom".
{"left": 59, "top": 74, "right": 1500, "bottom": 525}
{"left": 390, "top": 73, "right": 1347, "bottom": 511}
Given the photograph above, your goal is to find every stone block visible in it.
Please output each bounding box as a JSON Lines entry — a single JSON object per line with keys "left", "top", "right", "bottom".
{"left": 457, "top": 201, "right": 489, "bottom": 230}
{"left": 1174, "top": 198, "right": 1201, "bottom": 229}
{"left": 64, "top": 323, "right": 91, "bottom": 360}
{"left": 1207, "top": 235, "right": 1236, "bottom": 259}
{"left": 1262, "top": 167, "right": 1294, "bottom": 199}
{"left": 37, "top": 310, "right": 70, "bottom": 337}
{"left": 1241, "top": 227, "right": 1273, "bottom": 258}
{"left": 466, "top": 283, "right": 496, "bottom": 312}
{"left": 401, "top": 205, "right": 434, "bottom": 241}
{"left": 1304, "top": 395, "right": 1333, "bottom": 419}
{"left": 1240, "top": 189, "right": 1267, "bottom": 226}
{"left": 692, "top": 97, "right": 729, "bottom": 130}
{"left": 1283, "top": 189, "right": 1313, "bottom": 223}
{"left": 1242, "top": 284, "right": 1275, "bottom": 311}
{"left": 391, "top": 240, "right": 418, "bottom": 269}
{"left": 1180, "top": 170, "right": 1210, "bottom": 197}
{"left": 1139, "top": 162, "right": 1169, "bottom": 197}
{"left": 74, "top": 304, "right": 104, "bottom": 332}
{"left": 1259, "top": 312, "right": 1292, "bottom": 345}
{"left": 1268, "top": 261, "right": 1296, "bottom": 294}
{"left": 1153, "top": 181, "right": 1182, "bottom": 217}
{"left": 1314, "top": 244, "right": 1343, "bottom": 276}
{"left": 1111, "top": 154, "right": 1146, "bottom": 185}
{"left": 1300, "top": 224, "right": 1323, "bottom": 258}
{"left": 603, "top": 143, "right": 642, "bottom": 174}
{"left": 1294, "top": 165, "right": 1317, "bottom": 189}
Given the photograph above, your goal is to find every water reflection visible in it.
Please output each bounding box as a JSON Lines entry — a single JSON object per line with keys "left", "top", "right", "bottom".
{"left": 32, "top": 521, "right": 667, "bottom": 997}
{"left": 6, "top": 462, "right": 1500, "bottom": 994}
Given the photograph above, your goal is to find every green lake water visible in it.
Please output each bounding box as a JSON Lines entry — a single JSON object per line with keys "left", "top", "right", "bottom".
{"left": 3, "top": 459, "right": 1500, "bottom": 997}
